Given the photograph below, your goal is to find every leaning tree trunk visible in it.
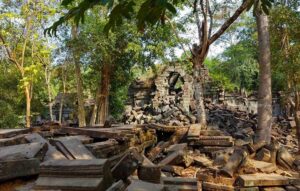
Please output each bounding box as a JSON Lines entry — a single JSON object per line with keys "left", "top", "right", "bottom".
{"left": 97, "top": 63, "right": 111, "bottom": 125}
{"left": 25, "top": 85, "right": 31, "bottom": 128}
{"left": 255, "top": 12, "right": 272, "bottom": 144}
{"left": 89, "top": 86, "right": 100, "bottom": 126}
{"left": 72, "top": 25, "right": 86, "bottom": 127}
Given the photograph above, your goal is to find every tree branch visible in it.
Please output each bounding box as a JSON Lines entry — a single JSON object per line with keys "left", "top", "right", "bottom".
{"left": 208, "top": 0, "right": 250, "bottom": 45}
{"left": 0, "top": 31, "right": 23, "bottom": 71}
{"left": 166, "top": 17, "right": 189, "bottom": 58}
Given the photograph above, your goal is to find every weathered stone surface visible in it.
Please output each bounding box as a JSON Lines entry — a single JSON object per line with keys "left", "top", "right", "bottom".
{"left": 220, "top": 148, "right": 248, "bottom": 178}
{"left": 277, "top": 147, "right": 295, "bottom": 169}
{"left": 161, "top": 165, "right": 184, "bottom": 176}
{"left": 165, "top": 143, "right": 187, "bottom": 153}
{"left": 35, "top": 159, "right": 113, "bottom": 191}
{"left": 202, "top": 181, "right": 235, "bottom": 191}
{"left": 0, "top": 134, "right": 27, "bottom": 147}
{"left": 40, "top": 159, "right": 110, "bottom": 177}
{"left": 137, "top": 164, "right": 161, "bottom": 183}
{"left": 238, "top": 187, "right": 259, "bottom": 191}
{"left": 0, "top": 142, "right": 48, "bottom": 160}
{"left": 25, "top": 133, "right": 66, "bottom": 161}
{"left": 193, "top": 155, "right": 213, "bottom": 167}
{"left": 187, "top": 124, "right": 201, "bottom": 138}
{"left": 34, "top": 177, "right": 105, "bottom": 191}
{"left": 54, "top": 135, "right": 93, "bottom": 144}
{"left": 261, "top": 187, "right": 286, "bottom": 191}
{"left": 197, "top": 171, "right": 235, "bottom": 186}
{"left": 255, "top": 148, "right": 271, "bottom": 162}
{"left": 236, "top": 173, "right": 292, "bottom": 187}
{"left": 106, "top": 180, "right": 126, "bottom": 191}
{"left": 126, "top": 180, "right": 164, "bottom": 191}
{"left": 0, "top": 158, "right": 40, "bottom": 182}
{"left": 158, "top": 150, "right": 185, "bottom": 166}
{"left": 51, "top": 138, "right": 95, "bottom": 160}
{"left": 285, "top": 185, "right": 298, "bottom": 191}
{"left": 111, "top": 150, "right": 142, "bottom": 181}
{"left": 0, "top": 128, "right": 30, "bottom": 139}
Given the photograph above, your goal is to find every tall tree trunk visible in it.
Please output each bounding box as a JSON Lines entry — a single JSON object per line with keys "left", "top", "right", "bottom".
{"left": 193, "top": 64, "right": 207, "bottom": 127}
{"left": 25, "top": 85, "right": 31, "bottom": 128}
{"left": 296, "top": 112, "right": 300, "bottom": 154}
{"left": 72, "top": 25, "right": 86, "bottom": 127}
{"left": 45, "top": 67, "right": 53, "bottom": 121}
{"left": 90, "top": 85, "right": 101, "bottom": 126}
{"left": 59, "top": 72, "right": 66, "bottom": 124}
{"left": 255, "top": 13, "right": 272, "bottom": 144}
{"left": 97, "top": 63, "right": 111, "bottom": 125}
{"left": 294, "top": 89, "right": 300, "bottom": 153}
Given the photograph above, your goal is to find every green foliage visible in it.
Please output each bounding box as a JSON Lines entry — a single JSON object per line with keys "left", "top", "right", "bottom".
{"left": 247, "top": 0, "right": 275, "bottom": 15}
{"left": 0, "top": 62, "right": 22, "bottom": 128}
{"left": 205, "top": 16, "right": 259, "bottom": 93}
{"left": 45, "top": 0, "right": 184, "bottom": 35}
{"left": 269, "top": 5, "right": 300, "bottom": 91}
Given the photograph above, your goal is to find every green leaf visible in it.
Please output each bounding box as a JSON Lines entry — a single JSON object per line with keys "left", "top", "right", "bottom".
{"left": 166, "top": 2, "right": 177, "bottom": 14}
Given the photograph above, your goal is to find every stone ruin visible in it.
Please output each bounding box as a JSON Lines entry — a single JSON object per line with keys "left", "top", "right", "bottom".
{"left": 124, "top": 65, "right": 197, "bottom": 126}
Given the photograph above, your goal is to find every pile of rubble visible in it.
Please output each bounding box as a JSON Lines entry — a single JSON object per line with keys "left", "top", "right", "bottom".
{"left": 0, "top": 119, "right": 299, "bottom": 191}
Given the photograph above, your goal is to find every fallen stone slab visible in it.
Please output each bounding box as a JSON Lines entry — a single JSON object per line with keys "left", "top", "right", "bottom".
{"left": 165, "top": 143, "right": 187, "bottom": 153}
{"left": 86, "top": 139, "right": 127, "bottom": 158}
{"left": 0, "top": 142, "right": 48, "bottom": 161}
{"left": 0, "top": 128, "right": 30, "bottom": 139}
{"left": 247, "top": 159, "right": 277, "bottom": 173}
{"left": 0, "top": 158, "right": 40, "bottom": 182}
{"left": 111, "top": 149, "right": 142, "bottom": 181}
{"left": 106, "top": 180, "right": 126, "bottom": 191}
{"left": 162, "top": 176, "right": 199, "bottom": 190}
{"left": 51, "top": 138, "right": 95, "bottom": 160}
{"left": 137, "top": 164, "right": 161, "bottom": 183}
{"left": 54, "top": 135, "right": 93, "bottom": 144}
{"left": 161, "top": 165, "right": 184, "bottom": 176}
{"left": 197, "top": 171, "right": 235, "bottom": 186}
{"left": 147, "top": 129, "right": 187, "bottom": 161}
{"left": 25, "top": 133, "right": 66, "bottom": 161}
{"left": 126, "top": 180, "right": 164, "bottom": 191}
{"left": 235, "top": 173, "right": 293, "bottom": 187}
{"left": 39, "top": 159, "right": 111, "bottom": 178}
{"left": 285, "top": 185, "right": 298, "bottom": 191}
{"left": 60, "top": 127, "right": 127, "bottom": 141}
{"left": 187, "top": 123, "right": 201, "bottom": 138}
{"left": 35, "top": 159, "right": 113, "bottom": 191}
{"left": 202, "top": 181, "right": 235, "bottom": 191}
{"left": 158, "top": 150, "right": 185, "bottom": 166}
{"left": 192, "top": 139, "right": 234, "bottom": 147}
{"left": 236, "top": 187, "right": 259, "bottom": 191}
{"left": 193, "top": 155, "right": 213, "bottom": 167}
{"left": 34, "top": 177, "right": 105, "bottom": 191}
{"left": 220, "top": 148, "right": 248, "bottom": 178}
{"left": 255, "top": 148, "right": 271, "bottom": 162}
{"left": 277, "top": 147, "right": 295, "bottom": 170}
{"left": 0, "top": 134, "right": 27, "bottom": 147}
{"left": 261, "top": 187, "right": 286, "bottom": 191}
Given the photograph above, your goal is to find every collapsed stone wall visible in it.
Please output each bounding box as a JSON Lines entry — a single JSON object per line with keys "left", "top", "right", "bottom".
{"left": 124, "top": 65, "right": 196, "bottom": 125}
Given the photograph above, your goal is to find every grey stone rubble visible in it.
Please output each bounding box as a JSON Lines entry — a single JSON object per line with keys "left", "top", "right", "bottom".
{"left": 0, "top": 111, "right": 299, "bottom": 191}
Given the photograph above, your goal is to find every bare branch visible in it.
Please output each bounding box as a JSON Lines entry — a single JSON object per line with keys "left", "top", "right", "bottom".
{"left": 208, "top": 0, "right": 250, "bottom": 45}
